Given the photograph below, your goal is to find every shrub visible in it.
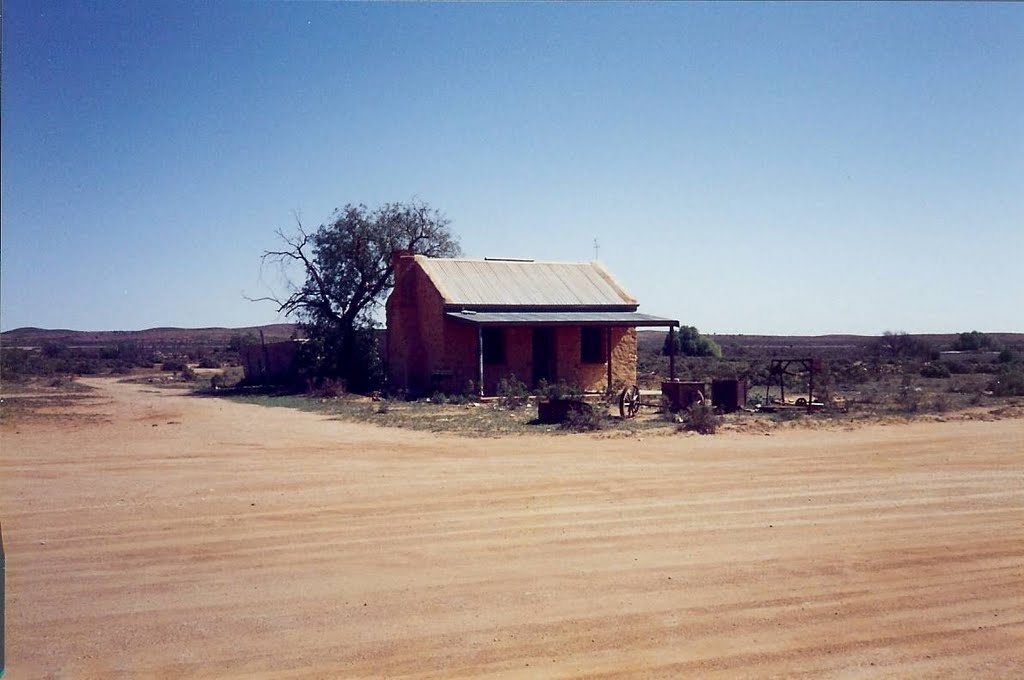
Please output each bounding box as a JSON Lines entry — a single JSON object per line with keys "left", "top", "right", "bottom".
{"left": 295, "top": 323, "right": 384, "bottom": 395}
{"left": 496, "top": 374, "right": 529, "bottom": 410}
{"left": 210, "top": 367, "right": 244, "bottom": 390}
{"left": 928, "top": 394, "right": 949, "bottom": 413}
{"left": 426, "top": 389, "right": 471, "bottom": 405}
{"left": 876, "top": 331, "right": 933, "bottom": 361}
{"left": 535, "top": 379, "right": 581, "bottom": 400}
{"left": 42, "top": 342, "right": 68, "bottom": 359}
{"left": 896, "top": 375, "right": 921, "bottom": 413}
{"left": 989, "top": 368, "right": 1024, "bottom": 397}
{"left": 73, "top": 359, "right": 99, "bottom": 375}
{"left": 312, "top": 378, "right": 345, "bottom": 398}
{"left": 561, "top": 405, "right": 604, "bottom": 432}
{"left": 161, "top": 359, "right": 187, "bottom": 372}
{"left": 228, "top": 333, "right": 260, "bottom": 352}
{"left": 998, "top": 349, "right": 1015, "bottom": 364}
{"left": 920, "top": 363, "right": 951, "bottom": 379}
{"left": 952, "top": 330, "right": 999, "bottom": 352}
{"left": 681, "top": 403, "right": 720, "bottom": 434}
{"left": 0, "top": 347, "right": 32, "bottom": 379}
{"left": 198, "top": 357, "right": 222, "bottom": 369}
{"left": 179, "top": 365, "right": 198, "bottom": 382}
{"left": 945, "top": 360, "right": 971, "bottom": 374}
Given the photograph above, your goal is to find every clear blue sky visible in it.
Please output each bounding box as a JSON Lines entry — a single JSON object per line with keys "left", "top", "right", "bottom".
{"left": 2, "top": 2, "right": 1021, "bottom": 335}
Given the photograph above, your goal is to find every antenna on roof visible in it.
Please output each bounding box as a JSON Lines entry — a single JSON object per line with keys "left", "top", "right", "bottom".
{"left": 593, "top": 238, "right": 600, "bottom": 261}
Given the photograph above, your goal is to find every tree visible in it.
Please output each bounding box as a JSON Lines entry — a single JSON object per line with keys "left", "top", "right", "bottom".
{"left": 255, "top": 200, "right": 461, "bottom": 391}
{"left": 876, "top": 331, "right": 933, "bottom": 361}
{"left": 662, "top": 325, "right": 722, "bottom": 358}
{"left": 951, "top": 330, "right": 999, "bottom": 352}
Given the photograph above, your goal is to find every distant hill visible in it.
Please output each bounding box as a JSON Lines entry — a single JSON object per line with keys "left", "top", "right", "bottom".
{"left": 637, "top": 330, "right": 1024, "bottom": 358}
{"left": 1, "top": 324, "right": 300, "bottom": 351}
{"left": 5, "top": 324, "right": 1021, "bottom": 357}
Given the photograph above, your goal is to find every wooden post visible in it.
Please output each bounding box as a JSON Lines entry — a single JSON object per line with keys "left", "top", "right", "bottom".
{"left": 259, "top": 328, "right": 269, "bottom": 380}
{"left": 780, "top": 361, "right": 786, "bottom": 404}
{"left": 669, "top": 325, "right": 677, "bottom": 381}
{"left": 606, "top": 327, "right": 613, "bottom": 394}
{"left": 808, "top": 360, "right": 814, "bottom": 412}
{"left": 477, "top": 326, "right": 485, "bottom": 398}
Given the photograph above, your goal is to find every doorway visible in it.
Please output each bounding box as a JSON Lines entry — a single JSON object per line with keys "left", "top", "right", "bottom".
{"left": 532, "top": 328, "right": 556, "bottom": 386}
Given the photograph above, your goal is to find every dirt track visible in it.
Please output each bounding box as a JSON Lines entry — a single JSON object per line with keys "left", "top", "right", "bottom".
{"left": 2, "top": 378, "right": 1022, "bottom": 678}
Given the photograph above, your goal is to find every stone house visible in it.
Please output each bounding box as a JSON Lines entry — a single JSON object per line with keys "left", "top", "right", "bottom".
{"left": 385, "top": 252, "right": 678, "bottom": 397}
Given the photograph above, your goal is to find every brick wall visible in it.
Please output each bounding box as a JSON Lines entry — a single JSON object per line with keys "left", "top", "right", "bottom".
{"left": 386, "top": 252, "right": 448, "bottom": 394}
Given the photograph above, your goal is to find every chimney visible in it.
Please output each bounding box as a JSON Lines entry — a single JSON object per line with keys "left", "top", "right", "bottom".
{"left": 391, "top": 249, "right": 414, "bottom": 282}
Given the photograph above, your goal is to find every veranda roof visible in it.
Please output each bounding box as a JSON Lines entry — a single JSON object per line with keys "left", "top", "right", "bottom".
{"left": 445, "top": 310, "right": 678, "bottom": 327}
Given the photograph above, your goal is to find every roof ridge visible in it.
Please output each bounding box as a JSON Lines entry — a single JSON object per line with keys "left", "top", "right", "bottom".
{"left": 414, "top": 255, "right": 599, "bottom": 266}
{"left": 414, "top": 256, "right": 637, "bottom": 307}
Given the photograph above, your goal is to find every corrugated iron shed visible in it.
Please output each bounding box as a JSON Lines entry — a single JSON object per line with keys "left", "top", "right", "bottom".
{"left": 445, "top": 311, "right": 678, "bottom": 327}
{"left": 416, "top": 257, "right": 637, "bottom": 310}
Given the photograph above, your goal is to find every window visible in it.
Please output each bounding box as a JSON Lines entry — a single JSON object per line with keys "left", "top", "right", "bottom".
{"left": 482, "top": 327, "right": 506, "bottom": 365}
{"left": 581, "top": 327, "right": 606, "bottom": 364}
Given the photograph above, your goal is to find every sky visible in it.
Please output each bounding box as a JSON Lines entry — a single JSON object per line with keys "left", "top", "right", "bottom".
{"left": 2, "top": 2, "right": 1022, "bottom": 335}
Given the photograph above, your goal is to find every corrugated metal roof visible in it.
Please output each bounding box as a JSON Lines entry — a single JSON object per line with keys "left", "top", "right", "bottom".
{"left": 416, "top": 257, "right": 638, "bottom": 309}
{"left": 446, "top": 311, "right": 679, "bottom": 327}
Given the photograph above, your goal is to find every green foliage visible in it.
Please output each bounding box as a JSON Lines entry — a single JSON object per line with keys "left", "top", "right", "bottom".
{"left": 258, "top": 200, "right": 460, "bottom": 393}
{"left": 663, "top": 326, "right": 722, "bottom": 358}
{"left": 496, "top": 374, "right": 529, "bottom": 410}
{"left": 295, "top": 322, "right": 383, "bottom": 394}
{"left": 951, "top": 330, "right": 999, "bottom": 352}
{"left": 998, "top": 348, "right": 1015, "bottom": 363}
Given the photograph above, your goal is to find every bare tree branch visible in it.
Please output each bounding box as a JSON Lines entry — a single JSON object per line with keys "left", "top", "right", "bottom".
{"left": 249, "top": 200, "right": 461, "bottom": 387}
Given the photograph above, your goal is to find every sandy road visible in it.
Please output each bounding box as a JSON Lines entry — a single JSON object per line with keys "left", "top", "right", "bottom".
{"left": 2, "top": 378, "right": 1022, "bottom": 678}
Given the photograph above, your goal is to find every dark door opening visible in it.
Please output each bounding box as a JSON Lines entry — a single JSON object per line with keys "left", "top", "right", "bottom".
{"left": 532, "top": 328, "right": 556, "bottom": 386}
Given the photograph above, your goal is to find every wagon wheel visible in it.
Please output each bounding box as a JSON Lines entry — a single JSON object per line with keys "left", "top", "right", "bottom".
{"left": 619, "top": 384, "right": 641, "bottom": 419}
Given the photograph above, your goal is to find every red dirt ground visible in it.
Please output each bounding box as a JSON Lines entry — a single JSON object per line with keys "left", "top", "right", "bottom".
{"left": 2, "top": 378, "right": 1022, "bottom": 678}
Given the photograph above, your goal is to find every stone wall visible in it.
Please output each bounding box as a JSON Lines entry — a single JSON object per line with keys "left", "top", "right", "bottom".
{"left": 610, "top": 327, "right": 638, "bottom": 390}
{"left": 239, "top": 340, "right": 302, "bottom": 384}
